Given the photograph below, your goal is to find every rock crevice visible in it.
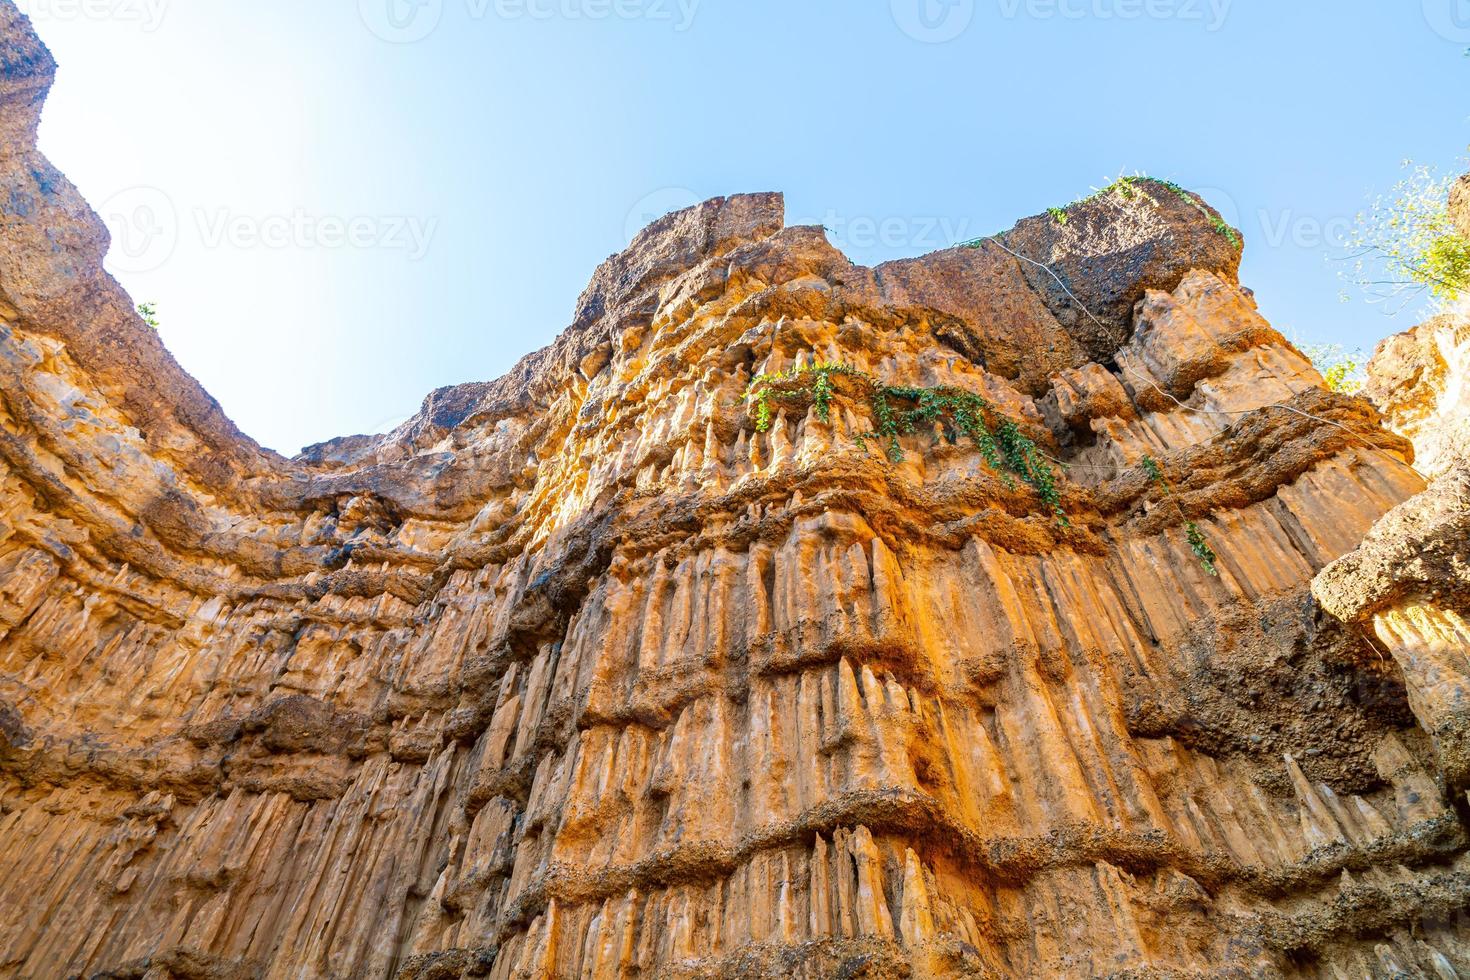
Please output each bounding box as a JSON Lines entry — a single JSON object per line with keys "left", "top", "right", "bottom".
{"left": 1, "top": 6, "right": 1467, "bottom": 978}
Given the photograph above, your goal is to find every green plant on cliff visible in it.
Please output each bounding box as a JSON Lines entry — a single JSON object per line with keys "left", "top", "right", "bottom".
{"left": 966, "top": 174, "right": 1241, "bottom": 250}
{"left": 1299, "top": 343, "right": 1366, "bottom": 394}
{"left": 1142, "top": 455, "right": 1219, "bottom": 576}
{"left": 137, "top": 302, "right": 160, "bottom": 330}
{"left": 1340, "top": 160, "right": 1470, "bottom": 309}
{"left": 1109, "top": 175, "right": 1241, "bottom": 248}
{"left": 746, "top": 363, "right": 1067, "bottom": 524}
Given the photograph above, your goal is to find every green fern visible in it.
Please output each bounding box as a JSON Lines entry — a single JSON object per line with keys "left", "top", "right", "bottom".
{"left": 1141, "top": 454, "right": 1219, "bottom": 575}
{"left": 747, "top": 363, "right": 1067, "bottom": 524}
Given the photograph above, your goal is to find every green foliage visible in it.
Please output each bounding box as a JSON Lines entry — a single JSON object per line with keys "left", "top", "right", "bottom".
{"left": 746, "top": 363, "right": 1067, "bottom": 524}
{"left": 1089, "top": 175, "right": 1243, "bottom": 247}
{"left": 1141, "top": 454, "right": 1219, "bottom": 576}
{"left": 1418, "top": 226, "right": 1470, "bottom": 300}
{"left": 137, "top": 301, "right": 160, "bottom": 330}
{"left": 959, "top": 174, "right": 1240, "bottom": 251}
{"left": 1341, "top": 160, "right": 1470, "bottom": 308}
{"left": 747, "top": 361, "right": 861, "bottom": 433}
{"left": 1186, "top": 523, "right": 1219, "bottom": 576}
{"left": 1299, "top": 343, "right": 1366, "bottom": 394}
{"left": 1322, "top": 362, "right": 1362, "bottom": 395}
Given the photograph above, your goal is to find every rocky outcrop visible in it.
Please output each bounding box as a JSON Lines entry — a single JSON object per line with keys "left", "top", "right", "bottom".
{"left": 1316, "top": 251, "right": 1470, "bottom": 800}
{"left": 0, "top": 4, "right": 270, "bottom": 494}
{"left": 1314, "top": 454, "right": 1470, "bottom": 791}
{"left": 1365, "top": 314, "right": 1470, "bottom": 479}
{"left": 2, "top": 6, "right": 1469, "bottom": 978}
{"left": 1451, "top": 174, "right": 1470, "bottom": 239}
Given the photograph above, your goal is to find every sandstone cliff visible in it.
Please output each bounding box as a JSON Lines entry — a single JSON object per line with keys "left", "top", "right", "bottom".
{"left": 1314, "top": 207, "right": 1470, "bottom": 825}
{"left": 1363, "top": 312, "right": 1470, "bottom": 481}
{"left": 2, "top": 4, "right": 1468, "bottom": 978}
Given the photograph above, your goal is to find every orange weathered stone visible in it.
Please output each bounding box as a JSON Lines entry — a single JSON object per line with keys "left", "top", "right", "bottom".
{"left": 0, "top": 4, "right": 1467, "bottom": 977}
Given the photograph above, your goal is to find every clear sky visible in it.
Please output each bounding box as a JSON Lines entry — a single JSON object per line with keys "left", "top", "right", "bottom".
{"left": 23, "top": 0, "right": 1470, "bottom": 454}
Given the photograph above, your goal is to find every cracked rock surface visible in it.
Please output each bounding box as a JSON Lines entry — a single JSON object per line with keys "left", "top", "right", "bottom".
{"left": 1316, "top": 262, "right": 1470, "bottom": 807}
{"left": 1, "top": 5, "right": 1468, "bottom": 978}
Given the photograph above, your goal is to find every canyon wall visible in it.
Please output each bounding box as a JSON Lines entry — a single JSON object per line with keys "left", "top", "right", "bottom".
{"left": 1314, "top": 259, "right": 1470, "bottom": 836}
{"left": 2, "top": 5, "right": 1468, "bottom": 978}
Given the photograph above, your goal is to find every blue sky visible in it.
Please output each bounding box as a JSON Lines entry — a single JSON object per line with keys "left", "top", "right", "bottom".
{"left": 25, "top": 0, "right": 1470, "bottom": 453}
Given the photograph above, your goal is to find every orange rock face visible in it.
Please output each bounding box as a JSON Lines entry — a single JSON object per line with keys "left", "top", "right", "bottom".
{"left": 1365, "top": 313, "right": 1470, "bottom": 480}
{"left": 1315, "top": 298, "right": 1470, "bottom": 811}
{"left": 2, "top": 6, "right": 1468, "bottom": 979}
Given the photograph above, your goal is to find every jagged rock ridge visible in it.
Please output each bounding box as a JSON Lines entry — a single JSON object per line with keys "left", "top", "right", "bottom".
{"left": 1, "top": 4, "right": 1468, "bottom": 978}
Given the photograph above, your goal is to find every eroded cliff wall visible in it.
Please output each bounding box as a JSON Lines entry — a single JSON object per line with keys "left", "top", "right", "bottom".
{"left": 1315, "top": 242, "right": 1470, "bottom": 829}
{"left": 1, "top": 5, "right": 1467, "bottom": 978}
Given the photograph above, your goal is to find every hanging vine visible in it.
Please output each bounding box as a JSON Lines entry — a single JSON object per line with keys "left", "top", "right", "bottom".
{"left": 746, "top": 363, "right": 1067, "bottom": 525}
{"left": 1142, "top": 455, "right": 1219, "bottom": 576}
